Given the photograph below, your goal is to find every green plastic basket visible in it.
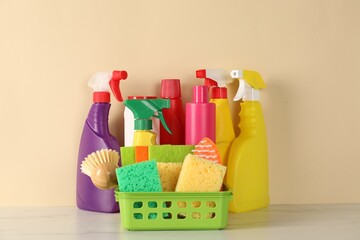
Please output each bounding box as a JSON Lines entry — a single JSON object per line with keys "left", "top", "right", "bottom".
{"left": 115, "top": 190, "right": 232, "bottom": 231}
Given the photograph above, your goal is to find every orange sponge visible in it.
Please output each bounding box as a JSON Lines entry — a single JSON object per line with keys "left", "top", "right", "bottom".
{"left": 192, "top": 138, "right": 222, "bottom": 164}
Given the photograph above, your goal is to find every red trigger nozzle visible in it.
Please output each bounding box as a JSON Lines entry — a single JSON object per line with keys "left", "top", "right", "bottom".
{"left": 196, "top": 69, "right": 218, "bottom": 87}
{"left": 112, "top": 70, "right": 128, "bottom": 81}
{"left": 109, "top": 70, "right": 128, "bottom": 102}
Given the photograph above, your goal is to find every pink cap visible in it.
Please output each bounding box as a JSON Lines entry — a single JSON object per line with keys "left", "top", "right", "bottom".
{"left": 161, "top": 79, "right": 181, "bottom": 98}
{"left": 193, "top": 85, "right": 209, "bottom": 103}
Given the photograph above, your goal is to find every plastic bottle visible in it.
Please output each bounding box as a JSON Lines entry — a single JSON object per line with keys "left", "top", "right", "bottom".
{"left": 196, "top": 69, "right": 235, "bottom": 166}
{"left": 77, "top": 70, "right": 127, "bottom": 213}
{"left": 124, "top": 99, "right": 172, "bottom": 146}
{"left": 159, "top": 79, "right": 185, "bottom": 145}
{"left": 185, "top": 85, "right": 215, "bottom": 145}
{"left": 224, "top": 70, "right": 269, "bottom": 213}
{"left": 124, "top": 96, "right": 159, "bottom": 146}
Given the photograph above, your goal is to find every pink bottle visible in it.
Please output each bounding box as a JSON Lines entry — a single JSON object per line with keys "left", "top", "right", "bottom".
{"left": 185, "top": 85, "right": 216, "bottom": 145}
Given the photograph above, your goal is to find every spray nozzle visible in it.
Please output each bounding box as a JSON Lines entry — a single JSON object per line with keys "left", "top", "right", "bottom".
{"left": 88, "top": 70, "right": 128, "bottom": 102}
{"left": 196, "top": 69, "right": 232, "bottom": 87}
{"left": 231, "top": 70, "right": 266, "bottom": 101}
{"left": 110, "top": 71, "right": 128, "bottom": 102}
{"left": 124, "top": 99, "right": 172, "bottom": 134}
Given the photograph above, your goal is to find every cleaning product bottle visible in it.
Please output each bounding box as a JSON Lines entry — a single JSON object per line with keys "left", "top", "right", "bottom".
{"left": 77, "top": 70, "right": 127, "bottom": 213}
{"left": 124, "top": 99, "right": 172, "bottom": 146}
{"left": 185, "top": 85, "right": 215, "bottom": 145}
{"left": 124, "top": 96, "right": 159, "bottom": 146}
{"left": 159, "top": 79, "right": 185, "bottom": 145}
{"left": 224, "top": 70, "right": 269, "bottom": 212}
{"left": 196, "top": 69, "right": 235, "bottom": 166}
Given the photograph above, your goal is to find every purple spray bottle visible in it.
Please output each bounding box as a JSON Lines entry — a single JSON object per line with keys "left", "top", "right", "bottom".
{"left": 77, "top": 70, "right": 127, "bottom": 213}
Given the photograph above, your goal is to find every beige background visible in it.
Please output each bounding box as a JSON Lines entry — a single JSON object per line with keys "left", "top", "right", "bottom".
{"left": 0, "top": 0, "right": 359, "bottom": 207}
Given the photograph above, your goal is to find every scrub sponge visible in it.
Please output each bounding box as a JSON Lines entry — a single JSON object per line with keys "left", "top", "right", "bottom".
{"left": 120, "top": 146, "right": 135, "bottom": 167}
{"left": 157, "top": 162, "right": 182, "bottom": 191}
{"left": 116, "top": 160, "right": 162, "bottom": 192}
{"left": 149, "top": 145, "right": 194, "bottom": 163}
{"left": 116, "top": 160, "right": 162, "bottom": 219}
{"left": 175, "top": 154, "right": 226, "bottom": 192}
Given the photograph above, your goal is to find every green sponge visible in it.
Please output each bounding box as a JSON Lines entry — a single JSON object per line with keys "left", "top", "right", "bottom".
{"left": 116, "top": 160, "right": 162, "bottom": 219}
{"left": 149, "top": 145, "right": 194, "bottom": 163}
{"left": 120, "top": 146, "right": 135, "bottom": 166}
{"left": 116, "top": 160, "right": 162, "bottom": 192}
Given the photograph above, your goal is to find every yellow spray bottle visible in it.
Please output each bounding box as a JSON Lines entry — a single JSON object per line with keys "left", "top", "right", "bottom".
{"left": 224, "top": 70, "right": 269, "bottom": 212}
{"left": 196, "top": 69, "right": 235, "bottom": 166}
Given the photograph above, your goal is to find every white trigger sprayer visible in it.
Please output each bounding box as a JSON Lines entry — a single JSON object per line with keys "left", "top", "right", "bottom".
{"left": 231, "top": 70, "right": 264, "bottom": 101}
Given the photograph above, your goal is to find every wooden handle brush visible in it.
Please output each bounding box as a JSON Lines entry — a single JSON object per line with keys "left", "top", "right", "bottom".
{"left": 81, "top": 149, "right": 119, "bottom": 190}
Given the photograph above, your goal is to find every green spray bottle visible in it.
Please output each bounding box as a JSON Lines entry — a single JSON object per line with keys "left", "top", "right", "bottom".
{"left": 124, "top": 99, "right": 172, "bottom": 146}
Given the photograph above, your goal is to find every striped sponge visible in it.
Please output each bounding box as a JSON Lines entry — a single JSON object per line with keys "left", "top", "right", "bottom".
{"left": 192, "top": 137, "right": 222, "bottom": 164}
{"left": 115, "top": 160, "right": 162, "bottom": 192}
{"left": 175, "top": 154, "right": 226, "bottom": 192}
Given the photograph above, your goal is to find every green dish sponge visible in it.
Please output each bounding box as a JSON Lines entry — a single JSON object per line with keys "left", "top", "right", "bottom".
{"left": 116, "top": 160, "right": 162, "bottom": 219}
{"left": 149, "top": 145, "right": 194, "bottom": 163}
{"left": 116, "top": 160, "right": 162, "bottom": 192}
{"left": 120, "top": 147, "right": 135, "bottom": 167}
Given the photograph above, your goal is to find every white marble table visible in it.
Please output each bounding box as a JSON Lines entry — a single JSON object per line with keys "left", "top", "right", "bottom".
{"left": 1, "top": 204, "right": 360, "bottom": 240}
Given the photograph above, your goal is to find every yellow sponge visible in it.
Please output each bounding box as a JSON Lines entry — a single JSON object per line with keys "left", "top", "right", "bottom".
{"left": 175, "top": 154, "right": 226, "bottom": 192}
{"left": 157, "top": 162, "right": 182, "bottom": 192}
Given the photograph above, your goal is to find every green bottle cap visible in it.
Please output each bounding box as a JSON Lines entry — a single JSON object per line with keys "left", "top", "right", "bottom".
{"left": 134, "top": 119, "right": 152, "bottom": 130}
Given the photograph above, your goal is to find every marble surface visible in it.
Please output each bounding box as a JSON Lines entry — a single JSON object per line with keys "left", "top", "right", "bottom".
{"left": 1, "top": 204, "right": 360, "bottom": 240}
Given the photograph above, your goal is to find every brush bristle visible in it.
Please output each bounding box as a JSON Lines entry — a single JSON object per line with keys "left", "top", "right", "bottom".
{"left": 81, "top": 149, "right": 119, "bottom": 176}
